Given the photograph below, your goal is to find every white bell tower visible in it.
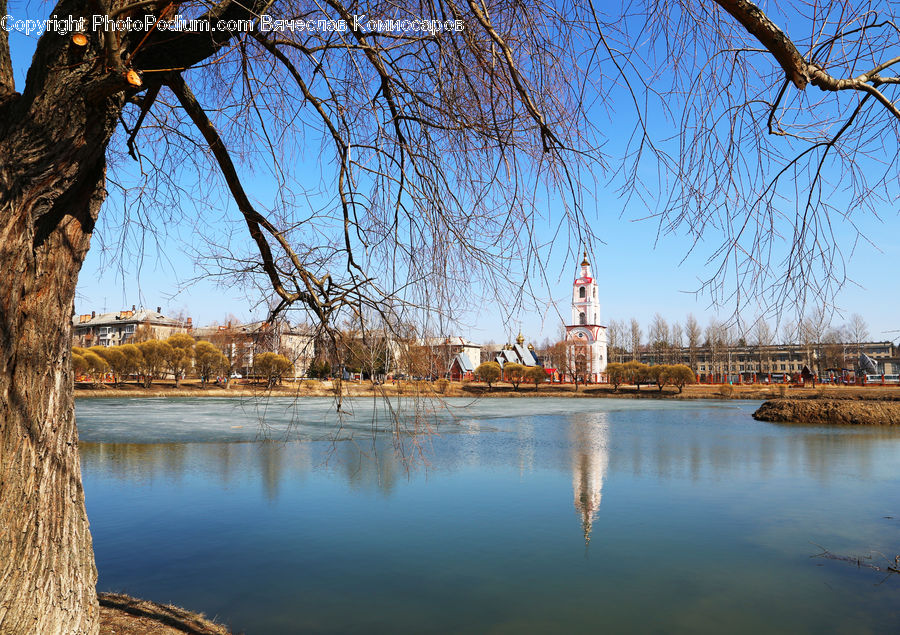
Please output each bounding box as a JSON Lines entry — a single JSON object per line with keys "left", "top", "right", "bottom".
{"left": 571, "top": 253, "right": 601, "bottom": 326}
{"left": 564, "top": 252, "right": 608, "bottom": 382}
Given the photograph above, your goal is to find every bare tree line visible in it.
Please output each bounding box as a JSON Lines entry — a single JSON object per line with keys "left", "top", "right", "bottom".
{"left": 606, "top": 311, "right": 875, "bottom": 372}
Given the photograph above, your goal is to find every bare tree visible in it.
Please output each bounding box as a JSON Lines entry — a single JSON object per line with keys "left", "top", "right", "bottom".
{"left": 706, "top": 318, "right": 725, "bottom": 380}
{"left": 0, "top": 1, "right": 601, "bottom": 630}
{"left": 6, "top": 0, "right": 900, "bottom": 629}
{"left": 821, "top": 326, "right": 848, "bottom": 371}
{"left": 629, "top": 318, "right": 643, "bottom": 362}
{"left": 670, "top": 322, "right": 683, "bottom": 363}
{"left": 599, "top": 1, "right": 900, "bottom": 319}
{"left": 848, "top": 313, "right": 870, "bottom": 359}
{"left": 607, "top": 318, "right": 624, "bottom": 364}
{"left": 648, "top": 313, "right": 669, "bottom": 365}
{"left": 752, "top": 317, "right": 774, "bottom": 375}
{"left": 780, "top": 320, "right": 799, "bottom": 346}
{"left": 685, "top": 313, "right": 701, "bottom": 371}
{"left": 800, "top": 307, "right": 829, "bottom": 374}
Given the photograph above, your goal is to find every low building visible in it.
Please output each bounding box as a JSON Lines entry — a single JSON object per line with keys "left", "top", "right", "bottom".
{"left": 449, "top": 352, "right": 475, "bottom": 381}
{"left": 494, "top": 333, "right": 540, "bottom": 369}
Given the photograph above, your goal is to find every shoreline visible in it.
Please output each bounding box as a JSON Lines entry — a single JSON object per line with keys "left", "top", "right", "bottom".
{"left": 74, "top": 382, "right": 900, "bottom": 402}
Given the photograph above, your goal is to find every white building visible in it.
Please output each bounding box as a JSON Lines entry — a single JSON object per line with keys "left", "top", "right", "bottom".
{"left": 564, "top": 252, "right": 608, "bottom": 382}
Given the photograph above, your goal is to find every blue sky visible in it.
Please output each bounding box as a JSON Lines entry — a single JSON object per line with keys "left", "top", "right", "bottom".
{"left": 7, "top": 4, "right": 899, "bottom": 346}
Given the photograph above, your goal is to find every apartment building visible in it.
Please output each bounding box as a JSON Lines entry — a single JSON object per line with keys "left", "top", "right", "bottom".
{"left": 194, "top": 320, "right": 316, "bottom": 378}
{"left": 637, "top": 340, "right": 898, "bottom": 381}
{"left": 72, "top": 307, "right": 190, "bottom": 347}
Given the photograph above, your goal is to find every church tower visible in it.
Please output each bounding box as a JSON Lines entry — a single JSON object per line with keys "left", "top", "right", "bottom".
{"left": 564, "top": 252, "right": 608, "bottom": 382}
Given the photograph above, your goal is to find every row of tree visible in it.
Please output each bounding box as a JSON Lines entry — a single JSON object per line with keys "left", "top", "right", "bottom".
{"left": 605, "top": 363, "right": 696, "bottom": 393}
{"left": 72, "top": 336, "right": 293, "bottom": 388}
{"left": 471, "top": 360, "right": 696, "bottom": 393}
{"left": 604, "top": 312, "right": 874, "bottom": 372}
{"left": 475, "top": 362, "right": 548, "bottom": 390}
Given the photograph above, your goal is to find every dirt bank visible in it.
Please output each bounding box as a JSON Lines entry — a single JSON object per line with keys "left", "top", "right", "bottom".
{"left": 99, "top": 593, "right": 232, "bottom": 634}
{"left": 753, "top": 399, "right": 900, "bottom": 425}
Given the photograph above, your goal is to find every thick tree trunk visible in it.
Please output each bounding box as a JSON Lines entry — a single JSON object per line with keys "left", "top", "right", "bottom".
{"left": 0, "top": 174, "right": 105, "bottom": 632}
{"left": 0, "top": 0, "right": 262, "bottom": 627}
{"left": 0, "top": 3, "right": 123, "bottom": 629}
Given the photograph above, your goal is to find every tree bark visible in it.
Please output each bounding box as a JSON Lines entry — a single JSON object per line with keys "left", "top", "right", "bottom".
{"left": 0, "top": 165, "right": 107, "bottom": 633}
{"left": 0, "top": 2, "right": 124, "bottom": 630}
{"left": 0, "top": 0, "right": 279, "bottom": 628}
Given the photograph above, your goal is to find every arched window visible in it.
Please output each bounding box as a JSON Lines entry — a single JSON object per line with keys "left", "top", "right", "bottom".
{"left": 579, "top": 286, "right": 586, "bottom": 298}
{"left": 579, "top": 312, "right": 586, "bottom": 325}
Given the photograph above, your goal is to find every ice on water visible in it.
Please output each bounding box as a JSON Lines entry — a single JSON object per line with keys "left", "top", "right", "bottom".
{"left": 75, "top": 396, "right": 738, "bottom": 443}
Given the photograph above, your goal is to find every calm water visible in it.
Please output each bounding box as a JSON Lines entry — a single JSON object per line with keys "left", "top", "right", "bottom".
{"left": 77, "top": 397, "right": 900, "bottom": 634}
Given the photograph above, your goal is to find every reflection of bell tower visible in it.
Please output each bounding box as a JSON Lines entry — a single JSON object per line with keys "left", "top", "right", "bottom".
{"left": 571, "top": 413, "right": 610, "bottom": 544}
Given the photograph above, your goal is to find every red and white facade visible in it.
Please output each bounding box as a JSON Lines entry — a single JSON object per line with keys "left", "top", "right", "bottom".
{"left": 565, "top": 253, "right": 608, "bottom": 382}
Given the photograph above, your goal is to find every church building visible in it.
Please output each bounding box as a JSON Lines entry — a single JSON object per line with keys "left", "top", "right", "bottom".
{"left": 564, "top": 252, "right": 608, "bottom": 382}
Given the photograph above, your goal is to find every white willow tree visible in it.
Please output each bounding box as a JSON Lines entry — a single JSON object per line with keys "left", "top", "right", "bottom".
{"left": 3, "top": 0, "right": 900, "bottom": 632}
{"left": 0, "top": 0, "right": 600, "bottom": 631}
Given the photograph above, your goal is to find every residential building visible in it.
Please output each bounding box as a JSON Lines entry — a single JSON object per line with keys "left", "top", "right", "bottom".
{"left": 195, "top": 320, "right": 315, "bottom": 378}
{"left": 72, "top": 306, "right": 190, "bottom": 347}
{"left": 640, "top": 340, "right": 899, "bottom": 381}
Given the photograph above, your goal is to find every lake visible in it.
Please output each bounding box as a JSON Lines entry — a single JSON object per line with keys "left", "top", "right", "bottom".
{"left": 77, "top": 397, "right": 900, "bottom": 633}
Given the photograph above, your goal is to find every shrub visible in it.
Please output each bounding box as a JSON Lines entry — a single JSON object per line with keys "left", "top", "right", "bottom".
{"left": 503, "top": 363, "right": 527, "bottom": 390}
{"left": 648, "top": 364, "right": 669, "bottom": 391}
{"left": 527, "top": 365, "right": 547, "bottom": 389}
{"left": 606, "top": 363, "right": 626, "bottom": 391}
{"left": 624, "top": 361, "right": 650, "bottom": 390}
{"left": 718, "top": 384, "right": 736, "bottom": 398}
{"left": 665, "top": 365, "right": 696, "bottom": 394}
{"left": 255, "top": 352, "right": 293, "bottom": 387}
{"left": 475, "top": 361, "right": 502, "bottom": 389}
{"left": 434, "top": 378, "right": 450, "bottom": 394}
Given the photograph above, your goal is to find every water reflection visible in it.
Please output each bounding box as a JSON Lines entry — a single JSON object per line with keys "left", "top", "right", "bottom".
{"left": 80, "top": 410, "right": 900, "bottom": 505}
{"left": 78, "top": 403, "right": 900, "bottom": 634}
{"left": 569, "top": 413, "right": 610, "bottom": 544}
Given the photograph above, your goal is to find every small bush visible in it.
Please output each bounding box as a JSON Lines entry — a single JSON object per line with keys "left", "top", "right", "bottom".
{"left": 303, "top": 380, "right": 323, "bottom": 390}
{"left": 434, "top": 378, "right": 450, "bottom": 394}
{"left": 775, "top": 384, "right": 788, "bottom": 397}
{"left": 718, "top": 384, "right": 736, "bottom": 398}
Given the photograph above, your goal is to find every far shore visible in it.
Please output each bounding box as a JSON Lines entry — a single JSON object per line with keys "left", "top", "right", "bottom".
{"left": 74, "top": 380, "right": 900, "bottom": 402}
